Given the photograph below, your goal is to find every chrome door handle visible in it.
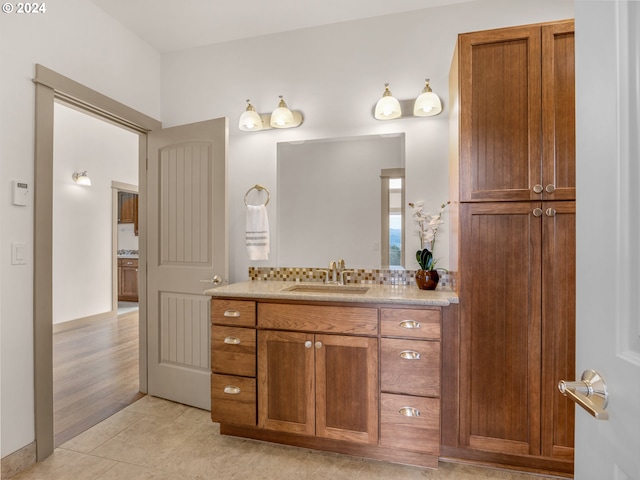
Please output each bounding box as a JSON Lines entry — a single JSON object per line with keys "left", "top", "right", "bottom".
{"left": 200, "top": 275, "right": 223, "bottom": 285}
{"left": 558, "top": 369, "right": 609, "bottom": 420}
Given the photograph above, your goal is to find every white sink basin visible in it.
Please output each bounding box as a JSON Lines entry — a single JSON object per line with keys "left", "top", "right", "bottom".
{"left": 281, "top": 284, "right": 370, "bottom": 294}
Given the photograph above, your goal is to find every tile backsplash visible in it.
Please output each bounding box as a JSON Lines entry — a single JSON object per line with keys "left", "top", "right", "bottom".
{"left": 248, "top": 267, "right": 455, "bottom": 289}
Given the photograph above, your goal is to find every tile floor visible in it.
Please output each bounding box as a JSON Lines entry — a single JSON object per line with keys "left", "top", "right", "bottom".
{"left": 14, "top": 396, "right": 563, "bottom": 480}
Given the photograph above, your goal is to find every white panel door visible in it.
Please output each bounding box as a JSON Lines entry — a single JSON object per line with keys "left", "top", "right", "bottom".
{"left": 147, "top": 118, "right": 227, "bottom": 410}
{"left": 573, "top": 2, "right": 640, "bottom": 478}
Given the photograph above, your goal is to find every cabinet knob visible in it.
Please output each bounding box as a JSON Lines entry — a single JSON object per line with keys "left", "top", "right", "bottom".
{"left": 314, "top": 341, "right": 323, "bottom": 349}
{"left": 533, "top": 184, "right": 544, "bottom": 194}
{"left": 545, "top": 184, "right": 556, "bottom": 193}
{"left": 304, "top": 341, "right": 313, "bottom": 349}
{"left": 223, "top": 385, "right": 241, "bottom": 395}
{"left": 399, "top": 350, "right": 421, "bottom": 360}
{"left": 399, "top": 407, "right": 421, "bottom": 417}
{"left": 399, "top": 320, "right": 421, "bottom": 329}
{"left": 545, "top": 208, "right": 556, "bottom": 217}
{"left": 533, "top": 208, "right": 543, "bottom": 217}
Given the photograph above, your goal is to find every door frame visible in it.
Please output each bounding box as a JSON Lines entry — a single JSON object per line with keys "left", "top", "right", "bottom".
{"left": 33, "top": 64, "right": 161, "bottom": 460}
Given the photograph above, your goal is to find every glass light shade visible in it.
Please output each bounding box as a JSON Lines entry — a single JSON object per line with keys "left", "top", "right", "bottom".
{"left": 72, "top": 171, "right": 91, "bottom": 186}
{"left": 374, "top": 84, "right": 402, "bottom": 120}
{"left": 239, "top": 100, "right": 263, "bottom": 131}
{"left": 270, "top": 96, "right": 295, "bottom": 128}
{"left": 413, "top": 80, "right": 442, "bottom": 117}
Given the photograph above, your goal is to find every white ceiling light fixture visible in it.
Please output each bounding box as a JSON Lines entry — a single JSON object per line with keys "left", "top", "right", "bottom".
{"left": 413, "top": 78, "right": 442, "bottom": 117}
{"left": 374, "top": 83, "right": 402, "bottom": 120}
{"left": 72, "top": 171, "right": 92, "bottom": 186}
{"left": 238, "top": 99, "right": 263, "bottom": 131}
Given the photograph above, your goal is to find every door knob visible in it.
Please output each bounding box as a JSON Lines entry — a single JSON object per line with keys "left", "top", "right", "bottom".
{"left": 533, "top": 184, "right": 544, "bottom": 194}
{"left": 545, "top": 184, "right": 556, "bottom": 193}
{"left": 533, "top": 208, "right": 543, "bottom": 217}
{"left": 558, "top": 369, "right": 609, "bottom": 420}
{"left": 200, "top": 275, "right": 223, "bottom": 285}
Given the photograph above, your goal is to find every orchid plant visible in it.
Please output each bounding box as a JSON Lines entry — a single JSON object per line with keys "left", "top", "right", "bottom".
{"left": 408, "top": 200, "right": 450, "bottom": 271}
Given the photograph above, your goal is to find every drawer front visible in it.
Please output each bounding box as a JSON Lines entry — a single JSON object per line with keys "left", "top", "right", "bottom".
{"left": 211, "top": 326, "right": 256, "bottom": 377}
{"left": 258, "top": 303, "right": 378, "bottom": 335}
{"left": 211, "top": 373, "right": 256, "bottom": 426}
{"left": 380, "top": 393, "right": 440, "bottom": 455}
{"left": 380, "top": 338, "right": 440, "bottom": 397}
{"left": 211, "top": 299, "right": 256, "bottom": 327}
{"left": 380, "top": 308, "right": 441, "bottom": 339}
{"left": 118, "top": 258, "right": 138, "bottom": 267}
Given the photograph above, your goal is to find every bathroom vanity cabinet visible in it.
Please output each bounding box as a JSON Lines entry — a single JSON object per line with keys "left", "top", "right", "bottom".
{"left": 208, "top": 285, "right": 458, "bottom": 469}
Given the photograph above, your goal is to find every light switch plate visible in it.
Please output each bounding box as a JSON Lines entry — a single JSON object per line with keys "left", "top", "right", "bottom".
{"left": 12, "top": 242, "right": 27, "bottom": 265}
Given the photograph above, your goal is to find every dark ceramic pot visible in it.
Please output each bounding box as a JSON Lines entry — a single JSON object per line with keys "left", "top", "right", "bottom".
{"left": 415, "top": 269, "right": 439, "bottom": 290}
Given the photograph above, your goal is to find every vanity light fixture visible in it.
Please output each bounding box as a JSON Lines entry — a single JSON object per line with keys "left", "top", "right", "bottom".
{"left": 238, "top": 95, "right": 304, "bottom": 132}
{"left": 238, "top": 99, "right": 263, "bottom": 131}
{"left": 374, "top": 83, "right": 402, "bottom": 120}
{"left": 413, "top": 79, "right": 442, "bottom": 117}
{"left": 72, "top": 171, "right": 92, "bottom": 186}
{"left": 270, "top": 95, "right": 296, "bottom": 128}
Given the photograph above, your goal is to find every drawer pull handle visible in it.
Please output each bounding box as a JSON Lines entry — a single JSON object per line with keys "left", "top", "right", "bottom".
{"left": 224, "top": 336, "right": 241, "bottom": 345}
{"left": 399, "top": 320, "right": 421, "bottom": 329}
{"left": 223, "top": 385, "right": 241, "bottom": 395}
{"left": 223, "top": 310, "right": 241, "bottom": 317}
{"left": 399, "top": 350, "right": 421, "bottom": 360}
{"left": 399, "top": 407, "right": 421, "bottom": 417}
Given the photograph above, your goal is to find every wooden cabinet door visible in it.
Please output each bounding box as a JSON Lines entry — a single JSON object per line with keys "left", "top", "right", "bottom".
{"left": 119, "top": 259, "right": 138, "bottom": 302}
{"left": 315, "top": 334, "right": 378, "bottom": 445}
{"left": 257, "top": 330, "right": 315, "bottom": 436}
{"left": 458, "top": 202, "right": 542, "bottom": 456}
{"left": 541, "top": 201, "right": 575, "bottom": 460}
{"left": 458, "top": 25, "right": 542, "bottom": 202}
{"left": 118, "top": 192, "right": 137, "bottom": 223}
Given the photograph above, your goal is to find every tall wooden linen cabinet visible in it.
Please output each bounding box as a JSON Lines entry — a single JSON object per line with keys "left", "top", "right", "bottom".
{"left": 444, "top": 20, "right": 576, "bottom": 477}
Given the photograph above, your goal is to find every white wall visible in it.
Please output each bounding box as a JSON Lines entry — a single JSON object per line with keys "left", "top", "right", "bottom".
{"left": 160, "top": 0, "right": 575, "bottom": 283}
{"left": 52, "top": 103, "right": 138, "bottom": 324}
{"left": 0, "top": 0, "right": 161, "bottom": 457}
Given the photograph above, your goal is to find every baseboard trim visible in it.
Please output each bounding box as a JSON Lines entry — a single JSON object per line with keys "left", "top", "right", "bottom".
{"left": 1, "top": 441, "right": 36, "bottom": 479}
{"left": 52, "top": 309, "right": 118, "bottom": 333}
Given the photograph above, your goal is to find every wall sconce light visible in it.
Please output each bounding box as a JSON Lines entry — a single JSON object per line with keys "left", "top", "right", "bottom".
{"left": 72, "top": 171, "right": 92, "bottom": 186}
{"left": 374, "top": 83, "right": 402, "bottom": 120}
{"left": 239, "top": 99, "right": 263, "bottom": 131}
{"left": 413, "top": 79, "right": 442, "bottom": 117}
{"left": 373, "top": 79, "right": 443, "bottom": 120}
{"left": 238, "top": 95, "right": 303, "bottom": 132}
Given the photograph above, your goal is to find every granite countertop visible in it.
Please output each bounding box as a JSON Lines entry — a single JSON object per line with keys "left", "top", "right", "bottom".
{"left": 204, "top": 281, "right": 458, "bottom": 306}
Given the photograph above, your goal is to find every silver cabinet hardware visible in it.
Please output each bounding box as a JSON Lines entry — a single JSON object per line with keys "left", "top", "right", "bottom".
{"left": 399, "top": 320, "right": 421, "bottom": 329}
{"left": 200, "top": 274, "right": 223, "bottom": 285}
{"left": 558, "top": 369, "right": 609, "bottom": 420}
{"left": 223, "top": 310, "right": 241, "bottom": 317}
{"left": 399, "top": 350, "right": 421, "bottom": 360}
{"left": 224, "top": 336, "right": 241, "bottom": 345}
{"left": 545, "top": 184, "right": 556, "bottom": 193}
{"left": 304, "top": 341, "right": 313, "bottom": 349}
{"left": 533, "top": 184, "right": 544, "bottom": 194}
{"left": 546, "top": 207, "right": 556, "bottom": 217}
{"left": 223, "top": 385, "right": 241, "bottom": 395}
{"left": 533, "top": 208, "right": 543, "bottom": 217}
{"left": 314, "top": 341, "right": 323, "bottom": 349}
{"left": 399, "top": 407, "right": 421, "bottom": 417}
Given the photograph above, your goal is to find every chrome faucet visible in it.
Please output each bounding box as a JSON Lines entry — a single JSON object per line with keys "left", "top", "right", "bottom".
{"left": 319, "top": 259, "right": 353, "bottom": 285}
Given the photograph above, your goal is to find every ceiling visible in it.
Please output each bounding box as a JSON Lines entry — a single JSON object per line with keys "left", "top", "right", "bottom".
{"left": 88, "top": 0, "right": 472, "bottom": 53}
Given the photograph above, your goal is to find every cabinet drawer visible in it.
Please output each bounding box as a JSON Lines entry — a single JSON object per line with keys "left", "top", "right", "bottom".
{"left": 211, "top": 373, "right": 256, "bottom": 426}
{"left": 380, "top": 338, "right": 440, "bottom": 397}
{"left": 380, "top": 393, "right": 439, "bottom": 455}
{"left": 211, "top": 326, "right": 256, "bottom": 377}
{"left": 211, "top": 299, "right": 256, "bottom": 327}
{"left": 258, "top": 303, "right": 378, "bottom": 335}
{"left": 381, "top": 308, "right": 441, "bottom": 339}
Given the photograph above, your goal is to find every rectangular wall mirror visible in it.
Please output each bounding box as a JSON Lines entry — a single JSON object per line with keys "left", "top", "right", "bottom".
{"left": 277, "top": 133, "right": 405, "bottom": 269}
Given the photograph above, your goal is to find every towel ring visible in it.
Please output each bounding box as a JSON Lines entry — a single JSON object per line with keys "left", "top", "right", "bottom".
{"left": 244, "top": 184, "right": 270, "bottom": 206}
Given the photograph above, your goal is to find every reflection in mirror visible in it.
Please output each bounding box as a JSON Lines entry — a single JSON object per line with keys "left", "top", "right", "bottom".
{"left": 277, "top": 134, "right": 405, "bottom": 269}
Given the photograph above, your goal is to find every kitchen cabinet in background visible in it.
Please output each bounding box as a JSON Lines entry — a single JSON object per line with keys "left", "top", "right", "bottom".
{"left": 118, "top": 257, "right": 139, "bottom": 302}
{"left": 118, "top": 191, "right": 139, "bottom": 235}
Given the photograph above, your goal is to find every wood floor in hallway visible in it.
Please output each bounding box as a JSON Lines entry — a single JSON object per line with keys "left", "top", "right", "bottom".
{"left": 53, "top": 311, "right": 144, "bottom": 447}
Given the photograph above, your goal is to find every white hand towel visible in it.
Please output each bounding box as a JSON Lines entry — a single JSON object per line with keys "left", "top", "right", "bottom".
{"left": 246, "top": 204, "right": 270, "bottom": 260}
